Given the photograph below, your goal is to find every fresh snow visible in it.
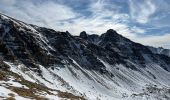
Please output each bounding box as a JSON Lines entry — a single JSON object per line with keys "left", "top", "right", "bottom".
{"left": 0, "top": 76, "right": 29, "bottom": 89}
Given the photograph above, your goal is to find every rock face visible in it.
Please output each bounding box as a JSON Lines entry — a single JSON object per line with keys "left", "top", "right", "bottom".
{"left": 0, "top": 13, "right": 170, "bottom": 100}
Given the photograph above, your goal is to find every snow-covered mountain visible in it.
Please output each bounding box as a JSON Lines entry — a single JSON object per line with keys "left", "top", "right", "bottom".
{"left": 0, "top": 13, "right": 170, "bottom": 100}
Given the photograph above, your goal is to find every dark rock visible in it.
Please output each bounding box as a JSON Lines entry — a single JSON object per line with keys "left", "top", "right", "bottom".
{"left": 80, "top": 31, "right": 88, "bottom": 39}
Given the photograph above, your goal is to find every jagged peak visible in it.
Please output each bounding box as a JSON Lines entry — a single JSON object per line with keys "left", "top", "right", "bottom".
{"left": 98, "top": 29, "right": 133, "bottom": 45}
{"left": 99, "top": 29, "right": 123, "bottom": 43}
{"left": 106, "top": 29, "right": 117, "bottom": 33}
{"left": 59, "top": 31, "right": 72, "bottom": 38}
{"left": 80, "top": 31, "right": 88, "bottom": 39}
{"left": 105, "top": 29, "right": 120, "bottom": 37}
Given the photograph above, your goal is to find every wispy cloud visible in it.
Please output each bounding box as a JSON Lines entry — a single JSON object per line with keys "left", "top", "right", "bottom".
{"left": 0, "top": 0, "right": 78, "bottom": 28}
{"left": 131, "top": 26, "right": 145, "bottom": 34}
{"left": 133, "top": 33, "right": 170, "bottom": 48}
{"left": 129, "top": 0, "right": 156, "bottom": 24}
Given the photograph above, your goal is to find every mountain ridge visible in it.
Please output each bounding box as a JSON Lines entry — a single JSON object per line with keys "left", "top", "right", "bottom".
{"left": 0, "top": 13, "right": 170, "bottom": 100}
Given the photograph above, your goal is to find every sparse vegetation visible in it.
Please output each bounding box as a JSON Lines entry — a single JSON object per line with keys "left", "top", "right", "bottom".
{"left": 6, "top": 97, "right": 15, "bottom": 100}
{"left": 9, "top": 86, "right": 48, "bottom": 100}
{"left": 0, "top": 70, "right": 8, "bottom": 80}
{"left": 0, "top": 68, "right": 51, "bottom": 99}
{"left": 0, "top": 66, "right": 86, "bottom": 100}
{"left": 131, "top": 85, "right": 170, "bottom": 99}
{"left": 58, "top": 91, "right": 86, "bottom": 100}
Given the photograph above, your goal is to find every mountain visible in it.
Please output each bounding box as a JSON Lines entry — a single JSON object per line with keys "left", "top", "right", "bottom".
{"left": 0, "top": 13, "right": 170, "bottom": 100}
{"left": 148, "top": 46, "right": 170, "bottom": 57}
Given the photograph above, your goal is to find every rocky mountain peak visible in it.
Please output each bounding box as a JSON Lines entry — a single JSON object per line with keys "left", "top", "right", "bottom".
{"left": 80, "top": 31, "right": 88, "bottom": 39}
{"left": 100, "top": 29, "right": 123, "bottom": 43}
{"left": 105, "top": 29, "right": 119, "bottom": 37}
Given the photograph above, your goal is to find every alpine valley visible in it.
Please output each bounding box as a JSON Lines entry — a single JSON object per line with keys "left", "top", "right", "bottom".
{"left": 0, "top": 13, "right": 170, "bottom": 100}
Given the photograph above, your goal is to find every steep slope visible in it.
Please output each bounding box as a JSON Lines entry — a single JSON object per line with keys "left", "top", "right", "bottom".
{"left": 0, "top": 13, "right": 170, "bottom": 100}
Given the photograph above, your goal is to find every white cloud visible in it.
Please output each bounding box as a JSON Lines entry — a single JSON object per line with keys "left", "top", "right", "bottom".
{"left": 0, "top": 0, "right": 78, "bottom": 28}
{"left": 131, "top": 26, "right": 145, "bottom": 34}
{"left": 129, "top": 0, "right": 156, "bottom": 24}
{"left": 132, "top": 34, "right": 170, "bottom": 49}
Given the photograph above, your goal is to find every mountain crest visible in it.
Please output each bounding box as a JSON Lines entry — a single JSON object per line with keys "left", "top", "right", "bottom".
{"left": 80, "top": 31, "right": 88, "bottom": 39}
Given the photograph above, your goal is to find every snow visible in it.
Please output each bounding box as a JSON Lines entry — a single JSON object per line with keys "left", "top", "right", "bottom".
{"left": 50, "top": 59, "right": 123, "bottom": 100}
{"left": 0, "top": 86, "right": 31, "bottom": 100}
{"left": 1, "top": 58, "right": 170, "bottom": 100}
{"left": 2, "top": 62, "right": 64, "bottom": 99}
{"left": 36, "top": 91, "right": 60, "bottom": 100}
{"left": 146, "top": 63, "right": 170, "bottom": 86}
{"left": 58, "top": 58, "right": 170, "bottom": 100}
{"left": 0, "top": 76, "right": 29, "bottom": 89}
{"left": 3, "top": 61, "right": 80, "bottom": 99}
{"left": 2, "top": 59, "right": 170, "bottom": 100}
{"left": 38, "top": 65, "right": 65, "bottom": 90}
{"left": 4, "top": 61, "right": 36, "bottom": 82}
{"left": 0, "top": 86, "right": 14, "bottom": 97}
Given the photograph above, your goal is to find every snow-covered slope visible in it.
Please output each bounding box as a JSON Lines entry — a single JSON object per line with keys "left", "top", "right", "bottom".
{"left": 0, "top": 13, "right": 170, "bottom": 100}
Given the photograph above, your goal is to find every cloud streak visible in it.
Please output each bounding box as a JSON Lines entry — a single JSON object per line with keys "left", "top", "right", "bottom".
{"left": 129, "top": 0, "right": 156, "bottom": 24}
{"left": 134, "top": 33, "right": 170, "bottom": 48}
{"left": 0, "top": 0, "right": 78, "bottom": 27}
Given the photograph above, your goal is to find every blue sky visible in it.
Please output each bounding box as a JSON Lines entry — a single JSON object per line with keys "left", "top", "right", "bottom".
{"left": 0, "top": 0, "right": 170, "bottom": 48}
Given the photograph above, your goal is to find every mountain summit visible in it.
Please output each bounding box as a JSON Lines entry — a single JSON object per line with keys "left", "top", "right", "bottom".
{"left": 0, "top": 13, "right": 170, "bottom": 100}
